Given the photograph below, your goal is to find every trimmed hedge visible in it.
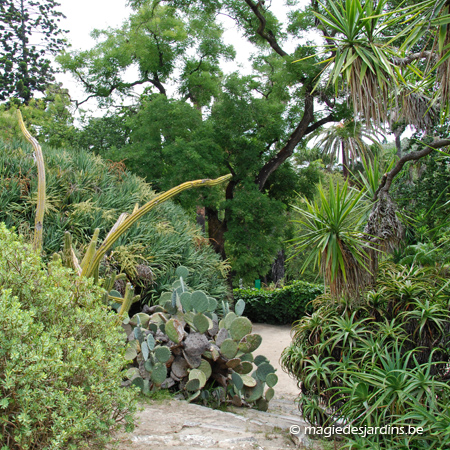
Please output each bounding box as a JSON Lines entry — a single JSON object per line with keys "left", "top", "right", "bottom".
{"left": 233, "top": 281, "right": 323, "bottom": 325}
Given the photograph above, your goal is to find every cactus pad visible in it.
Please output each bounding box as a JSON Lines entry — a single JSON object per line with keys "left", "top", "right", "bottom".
{"left": 241, "top": 374, "right": 257, "bottom": 387}
{"left": 185, "top": 378, "right": 200, "bottom": 392}
{"left": 265, "top": 387, "right": 275, "bottom": 401}
{"left": 154, "top": 346, "right": 172, "bottom": 363}
{"left": 215, "top": 328, "right": 229, "bottom": 347}
{"left": 229, "top": 317, "right": 252, "bottom": 341}
{"left": 231, "top": 372, "right": 244, "bottom": 391}
{"left": 226, "top": 358, "right": 242, "bottom": 369}
{"left": 147, "top": 333, "right": 156, "bottom": 351}
{"left": 254, "top": 355, "right": 269, "bottom": 366}
{"left": 220, "top": 338, "right": 238, "bottom": 359}
{"left": 235, "top": 361, "right": 253, "bottom": 375}
{"left": 165, "top": 318, "right": 184, "bottom": 343}
{"left": 189, "top": 369, "right": 207, "bottom": 389}
{"left": 256, "top": 362, "right": 276, "bottom": 382}
{"left": 234, "top": 298, "right": 245, "bottom": 316}
{"left": 141, "top": 341, "right": 149, "bottom": 361}
{"left": 193, "top": 313, "right": 210, "bottom": 334}
{"left": 238, "top": 333, "right": 262, "bottom": 353}
{"left": 125, "top": 346, "right": 137, "bottom": 360}
{"left": 266, "top": 373, "right": 278, "bottom": 388}
{"left": 223, "top": 311, "right": 237, "bottom": 329}
{"left": 207, "top": 297, "right": 218, "bottom": 312}
{"left": 175, "top": 266, "right": 189, "bottom": 280}
{"left": 198, "top": 359, "right": 212, "bottom": 379}
{"left": 180, "top": 292, "right": 192, "bottom": 312}
{"left": 190, "top": 291, "right": 209, "bottom": 313}
{"left": 256, "top": 398, "right": 269, "bottom": 411}
{"left": 151, "top": 363, "right": 167, "bottom": 385}
{"left": 244, "top": 381, "right": 264, "bottom": 402}
{"left": 130, "top": 313, "right": 151, "bottom": 328}
{"left": 171, "top": 356, "right": 189, "bottom": 378}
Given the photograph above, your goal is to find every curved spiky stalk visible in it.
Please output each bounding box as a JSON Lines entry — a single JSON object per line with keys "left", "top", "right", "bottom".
{"left": 84, "top": 174, "right": 232, "bottom": 278}
{"left": 17, "top": 110, "right": 46, "bottom": 253}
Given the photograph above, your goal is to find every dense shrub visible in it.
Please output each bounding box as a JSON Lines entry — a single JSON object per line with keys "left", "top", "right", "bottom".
{"left": 0, "top": 139, "right": 228, "bottom": 301}
{"left": 233, "top": 281, "right": 323, "bottom": 324}
{"left": 281, "top": 263, "right": 450, "bottom": 449}
{"left": 0, "top": 224, "right": 138, "bottom": 449}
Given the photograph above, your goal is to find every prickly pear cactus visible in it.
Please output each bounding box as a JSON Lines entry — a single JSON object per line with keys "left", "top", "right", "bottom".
{"left": 123, "top": 270, "right": 278, "bottom": 410}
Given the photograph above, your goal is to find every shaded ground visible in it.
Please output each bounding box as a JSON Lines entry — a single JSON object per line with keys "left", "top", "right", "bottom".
{"left": 113, "top": 324, "right": 319, "bottom": 450}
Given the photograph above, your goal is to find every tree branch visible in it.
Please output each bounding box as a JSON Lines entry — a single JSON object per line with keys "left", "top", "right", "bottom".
{"left": 244, "top": 0, "right": 288, "bottom": 57}
{"left": 256, "top": 93, "right": 335, "bottom": 190}
{"left": 391, "top": 51, "right": 436, "bottom": 67}
{"left": 374, "top": 139, "right": 450, "bottom": 200}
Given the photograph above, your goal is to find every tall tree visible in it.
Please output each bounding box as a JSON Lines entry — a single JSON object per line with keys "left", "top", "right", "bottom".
{"left": 58, "top": 0, "right": 341, "bottom": 283}
{"left": 0, "top": 0, "right": 66, "bottom": 104}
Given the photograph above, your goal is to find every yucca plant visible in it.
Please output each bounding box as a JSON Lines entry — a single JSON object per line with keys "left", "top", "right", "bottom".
{"left": 304, "top": 0, "right": 399, "bottom": 125}
{"left": 289, "top": 178, "right": 374, "bottom": 298}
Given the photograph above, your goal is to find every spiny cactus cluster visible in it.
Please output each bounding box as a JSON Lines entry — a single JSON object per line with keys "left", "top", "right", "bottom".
{"left": 123, "top": 266, "right": 278, "bottom": 410}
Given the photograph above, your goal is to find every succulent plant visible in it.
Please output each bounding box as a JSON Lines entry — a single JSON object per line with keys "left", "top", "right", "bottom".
{"left": 123, "top": 272, "right": 278, "bottom": 410}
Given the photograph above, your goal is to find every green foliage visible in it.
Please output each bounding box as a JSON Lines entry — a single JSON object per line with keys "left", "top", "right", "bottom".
{"left": 0, "top": 0, "right": 66, "bottom": 103}
{"left": 233, "top": 280, "right": 323, "bottom": 325}
{"left": 0, "top": 88, "right": 76, "bottom": 148}
{"left": 123, "top": 275, "right": 277, "bottom": 410}
{"left": 281, "top": 262, "right": 450, "bottom": 449}
{"left": 289, "top": 178, "right": 373, "bottom": 298}
{"left": 0, "top": 224, "right": 138, "bottom": 449}
{"left": 0, "top": 138, "right": 229, "bottom": 300}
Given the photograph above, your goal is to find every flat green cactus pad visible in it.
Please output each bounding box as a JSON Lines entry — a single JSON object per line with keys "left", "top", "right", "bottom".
{"left": 220, "top": 338, "right": 238, "bottom": 359}
{"left": 238, "top": 333, "right": 262, "bottom": 353}
{"left": 151, "top": 363, "right": 167, "bottom": 385}
{"left": 244, "top": 381, "right": 264, "bottom": 403}
{"left": 191, "top": 290, "right": 209, "bottom": 313}
{"left": 229, "top": 317, "right": 252, "bottom": 341}
{"left": 175, "top": 266, "right": 189, "bottom": 280}
{"left": 231, "top": 372, "right": 244, "bottom": 391}
{"left": 154, "top": 346, "right": 172, "bottom": 363}
{"left": 266, "top": 373, "right": 278, "bottom": 388}
{"left": 198, "top": 359, "right": 212, "bottom": 379}
{"left": 256, "top": 362, "right": 276, "bottom": 382}
{"left": 193, "top": 313, "right": 210, "bottom": 334}
{"left": 185, "top": 378, "right": 201, "bottom": 392}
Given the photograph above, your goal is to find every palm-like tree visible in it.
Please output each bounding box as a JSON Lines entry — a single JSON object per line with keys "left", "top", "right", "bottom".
{"left": 290, "top": 178, "right": 374, "bottom": 298}
{"left": 308, "top": 0, "right": 450, "bottom": 125}
{"left": 313, "top": 119, "right": 382, "bottom": 179}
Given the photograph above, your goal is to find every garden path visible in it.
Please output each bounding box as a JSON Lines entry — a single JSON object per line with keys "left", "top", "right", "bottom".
{"left": 113, "top": 324, "right": 317, "bottom": 450}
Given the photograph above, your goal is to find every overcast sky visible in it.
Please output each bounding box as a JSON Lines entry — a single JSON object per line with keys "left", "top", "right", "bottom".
{"left": 55, "top": 1, "right": 301, "bottom": 112}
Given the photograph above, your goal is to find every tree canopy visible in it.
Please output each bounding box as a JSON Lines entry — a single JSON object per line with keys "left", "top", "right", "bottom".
{"left": 0, "top": 0, "right": 66, "bottom": 104}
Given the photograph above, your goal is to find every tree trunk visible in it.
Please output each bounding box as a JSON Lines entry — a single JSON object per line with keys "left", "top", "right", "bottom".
{"left": 206, "top": 207, "right": 227, "bottom": 261}
{"left": 196, "top": 205, "right": 205, "bottom": 233}
{"left": 342, "top": 140, "right": 349, "bottom": 179}
{"left": 271, "top": 250, "right": 285, "bottom": 286}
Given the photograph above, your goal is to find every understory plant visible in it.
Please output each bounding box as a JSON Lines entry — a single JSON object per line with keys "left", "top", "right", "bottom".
{"left": 0, "top": 224, "right": 138, "bottom": 449}
{"left": 123, "top": 266, "right": 278, "bottom": 410}
{"left": 0, "top": 127, "right": 230, "bottom": 303}
{"left": 281, "top": 263, "right": 450, "bottom": 449}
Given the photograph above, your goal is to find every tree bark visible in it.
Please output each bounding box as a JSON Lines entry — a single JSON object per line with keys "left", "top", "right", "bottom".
{"left": 256, "top": 93, "right": 335, "bottom": 190}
